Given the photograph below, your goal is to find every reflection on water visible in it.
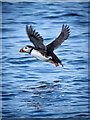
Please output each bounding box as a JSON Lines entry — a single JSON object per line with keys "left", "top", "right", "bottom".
{"left": 2, "top": 2, "right": 88, "bottom": 118}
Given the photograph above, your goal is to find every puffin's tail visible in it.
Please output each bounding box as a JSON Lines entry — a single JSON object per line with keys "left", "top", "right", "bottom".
{"left": 58, "top": 59, "right": 64, "bottom": 67}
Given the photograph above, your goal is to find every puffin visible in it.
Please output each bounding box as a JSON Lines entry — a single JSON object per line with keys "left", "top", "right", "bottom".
{"left": 20, "top": 24, "right": 70, "bottom": 67}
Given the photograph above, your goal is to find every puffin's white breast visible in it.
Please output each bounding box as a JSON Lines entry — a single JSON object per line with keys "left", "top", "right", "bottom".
{"left": 31, "top": 49, "right": 51, "bottom": 61}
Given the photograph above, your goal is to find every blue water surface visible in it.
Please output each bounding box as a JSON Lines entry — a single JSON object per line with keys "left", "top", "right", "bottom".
{"left": 2, "top": 2, "right": 88, "bottom": 118}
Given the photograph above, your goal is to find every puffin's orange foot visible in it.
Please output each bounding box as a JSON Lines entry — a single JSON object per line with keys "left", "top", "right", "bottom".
{"left": 49, "top": 60, "right": 59, "bottom": 67}
{"left": 54, "top": 63, "right": 59, "bottom": 67}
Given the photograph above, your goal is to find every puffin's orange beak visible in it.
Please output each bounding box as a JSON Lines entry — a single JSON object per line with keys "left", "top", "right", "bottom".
{"left": 19, "top": 48, "right": 26, "bottom": 52}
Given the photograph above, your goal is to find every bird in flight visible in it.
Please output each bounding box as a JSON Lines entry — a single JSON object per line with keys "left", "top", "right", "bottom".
{"left": 20, "top": 24, "right": 70, "bottom": 67}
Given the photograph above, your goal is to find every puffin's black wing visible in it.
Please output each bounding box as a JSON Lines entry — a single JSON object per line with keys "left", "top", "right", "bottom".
{"left": 26, "top": 25, "right": 46, "bottom": 50}
{"left": 46, "top": 24, "right": 70, "bottom": 51}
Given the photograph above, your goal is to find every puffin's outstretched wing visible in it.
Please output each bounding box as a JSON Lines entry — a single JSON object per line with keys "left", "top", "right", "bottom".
{"left": 46, "top": 24, "right": 70, "bottom": 51}
{"left": 26, "top": 25, "right": 46, "bottom": 50}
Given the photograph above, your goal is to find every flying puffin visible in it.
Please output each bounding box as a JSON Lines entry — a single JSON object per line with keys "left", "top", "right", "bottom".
{"left": 20, "top": 24, "right": 70, "bottom": 67}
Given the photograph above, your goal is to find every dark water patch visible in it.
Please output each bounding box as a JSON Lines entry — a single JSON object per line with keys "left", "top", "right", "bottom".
{"left": 2, "top": 56, "right": 7, "bottom": 60}
{"left": 58, "top": 75, "right": 73, "bottom": 80}
{"left": 37, "top": 85, "right": 47, "bottom": 89}
{"left": 67, "top": 59, "right": 87, "bottom": 65}
{"left": 16, "top": 2, "right": 36, "bottom": 6}
{"left": 51, "top": 21, "right": 62, "bottom": 24}
{"left": 3, "top": 21, "right": 19, "bottom": 25}
{"left": 2, "top": 97, "right": 12, "bottom": 101}
{"left": 2, "top": 28, "right": 15, "bottom": 32}
{"left": 7, "top": 18, "right": 14, "bottom": 20}
{"left": 19, "top": 65, "right": 29, "bottom": 68}
{"left": 76, "top": 67, "right": 85, "bottom": 70}
{"left": 78, "top": 21, "right": 88, "bottom": 24}
{"left": 31, "top": 87, "right": 36, "bottom": 90}
{"left": 63, "top": 13, "right": 84, "bottom": 17}
{"left": 70, "top": 35, "right": 81, "bottom": 39}
{"left": 2, "top": 94, "right": 16, "bottom": 100}
{"left": 2, "top": 93, "right": 17, "bottom": 101}
{"left": 73, "top": 82, "right": 82, "bottom": 86}
{"left": 62, "top": 58, "right": 67, "bottom": 61}
{"left": 47, "top": 3, "right": 55, "bottom": 6}
{"left": 28, "top": 76, "right": 40, "bottom": 79}
{"left": 16, "top": 40, "right": 29, "bottom": 43}
{"left": 52, "top": 11, "right": 62, "bottom": 14}
{"left": 43, "top": 15, "right": 60, "bottom": 19}
{"left": 75, "top": 96, "right": 88, "bottom": 99}
{"left": 2, "top": 72, "right": 12, "bottom": 76}
{"left": 36, "top": 84, "right": 56, "bottom": 90}
{"left": 76, "top": 114, "right": 88, "bottom": 117}
{"left": 2, "top": 93, "right": 16, "bottom": 98}
{"left": 46, "top": 90, "right": 53, "bottom": 93}
{"left": 38, "top": 81, "right": 52, "bottom": 84}
{"left": 74, "top": 78, "right": 88, "bottom": 83}
{"left": 2, "top": 11, "right": 12, "bottom": 14}
{"left": 23, "top": 79, "right": 38, "bottom": 83}
{"left": 62, "top": 49, "right": 71, "bottom": 52}
{"left": 34, "top": 12, "right": 46, "bottom": 16}
{"left": 54, "top": 80, "right": 60, "bottom": 83}
{"left": 9, "top": 59, "right": 36, "bottom": 65}
{"left": 20, "top": 21, "right": 35, "bottom": 25}
{"left": 2, "top": 111, "right": 11, "bottom": 114}
{"left": 63, "top": 91, "right": 77, "bottom": 95}
{"left": 8, "top": 56, "right": 29, "bottom": 61}
{"left": 74, "top": 50, "right": 88, "bottom": 53}
{"left": 83, "top": 32, "right": 90, "bottom": 35}
{"left": 6, "top": 2, "right": 14, "bottom": 5}
{"left": 32, "top": 109, "right": 46, "bottom": 113}
{"left": 22, "top": 90, "right": 31, "bottom": 93}
{"left": 22, "top": 13, "right": 33, "bottom": 16}
{"left": 77, "top": 56, "right": 84, "bottom": 59}
{"left": 4, "top": 44, "right": 14, "bottom": 48}
{"left": 65, "top": 111, "right": 83, "bottom": 115}
{"left": 14, "top": 75, "right": 25, "bottom": 79}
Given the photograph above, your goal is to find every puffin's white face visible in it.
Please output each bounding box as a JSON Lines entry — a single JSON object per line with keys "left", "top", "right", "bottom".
{"left": 20, "top": 45, "right": 32, "bottom": 53}
{"left": 23, "top": 46, "right": 32, "bottom": 53}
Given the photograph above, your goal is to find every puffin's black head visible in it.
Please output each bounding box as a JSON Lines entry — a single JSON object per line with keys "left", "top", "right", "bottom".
{"left": 20, "top": 45, "right": 33, "bottom": 53}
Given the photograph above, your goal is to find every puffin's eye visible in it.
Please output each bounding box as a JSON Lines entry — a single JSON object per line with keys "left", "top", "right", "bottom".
{"left": 25, "top": 47, "right": 27, "bottom": 49}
